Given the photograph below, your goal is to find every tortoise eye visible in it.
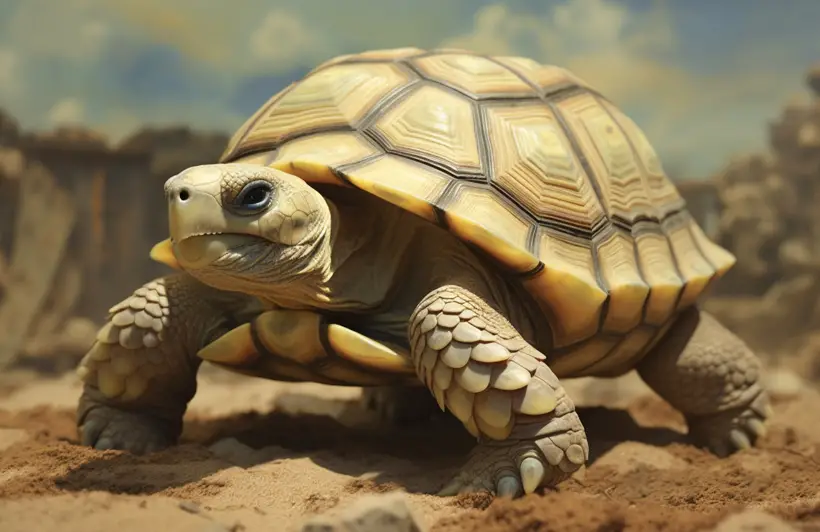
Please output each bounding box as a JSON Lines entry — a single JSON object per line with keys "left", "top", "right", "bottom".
{"left": 234, "top": 180, "right": 273, "bottom": 214}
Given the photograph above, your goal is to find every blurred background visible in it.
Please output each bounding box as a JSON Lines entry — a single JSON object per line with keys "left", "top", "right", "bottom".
{"left": 1, "top": 0, "right": 820, "bottom": 381}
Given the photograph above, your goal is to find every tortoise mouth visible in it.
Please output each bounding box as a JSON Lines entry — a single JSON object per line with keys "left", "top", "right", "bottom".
{"left": 173, "top": 232, "right": 267, "bottom": 269}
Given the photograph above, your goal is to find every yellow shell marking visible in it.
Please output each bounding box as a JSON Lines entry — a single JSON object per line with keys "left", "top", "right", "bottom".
{"left": 442, "top": 182, "right": 540, "bottom": 272}
{"left": 197, "top": 309, "right": 415, "bottom": 384}
{"left": 664, "top": 217, "right": 717, "bottom": 309}
{"left": 342, "top": 155, "right": 450, "bottom": 223}
{"left": 198, "top": 323, "right": 260, "bottom": 365}
{"left": 525, "top": 231, "right": 607, "bottom": 347}
{"left": 243, "top": 63, "right": 410, "bottom": 151}
{"left": 271, "top": 131, "right": 381, "bottom": 185}
{"left": 484, "top": 102, "right": 605, "bottom": 233}
{"left": 548, "top": 335, "right": 621, "bottom": 378}
{"left": 326, "top": 324, "right": 415, "bottom": 373}
{"left": 213, "top": 48, "right": 735, "bottom": 362}
{"left": 633, "top": 225, "right": 685, "bottom": 326}
{"left": 494, "top": 56, "right": 592, "bottom": 92}
{"left": 371, "top": 84, "right": 482, "bottom": 175}
{"left": 411, "top": 53, "right": 535, "bottom": 98}
{"left": 595, "top": 229, "right": 649, "bottom": 334}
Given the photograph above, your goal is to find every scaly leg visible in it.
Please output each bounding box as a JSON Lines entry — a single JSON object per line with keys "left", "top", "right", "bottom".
{"left": 408, "top": 285, "right": 588, "bottom": 497}
{"left": 636, "top": 307, "right": 771, "bottom": 456}
{"left": 76, "top": 273, "right": 248, "bottom": 453}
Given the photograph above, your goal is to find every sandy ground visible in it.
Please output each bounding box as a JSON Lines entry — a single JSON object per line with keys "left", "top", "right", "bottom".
{"left": 0, "top": 361, "right": 818, "bottom": 531}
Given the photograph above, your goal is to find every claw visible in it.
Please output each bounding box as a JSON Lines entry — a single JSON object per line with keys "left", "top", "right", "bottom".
{"left": 708, "top": 438, "right": 730, "bottom": 457}
{"left": 437, "top": 478, "right": 463, "bottom": 497}
{"left": 747, "top": 418, "right": 767, "bottom": 439}
{"left": 729, "top": 429, "right": 751, "bottom": 450}
{"left": 519, "top": 456, "right": 545, "bottom": 494}
{"left": 95, "top": 437, "right": 115, "bottom": 450}
{"left": 80, "top": 418, "right": 105, "bottom": 446}
{"left": 496, "top": 475, "right": 522, "bottom": 498}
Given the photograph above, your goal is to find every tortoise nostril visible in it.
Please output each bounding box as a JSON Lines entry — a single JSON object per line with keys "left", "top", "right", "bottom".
{"left": 178, "top": 188, "right": 190, "bottom": 202}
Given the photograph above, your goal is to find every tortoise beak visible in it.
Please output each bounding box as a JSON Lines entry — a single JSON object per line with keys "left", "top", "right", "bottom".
{"left": 150, "top": 238, "right": 181, "bottom": 270}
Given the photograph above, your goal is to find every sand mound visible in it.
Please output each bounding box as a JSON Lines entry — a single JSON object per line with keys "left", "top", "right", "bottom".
{"left": 0, "top": 367, "right": 818, "bottom": 531}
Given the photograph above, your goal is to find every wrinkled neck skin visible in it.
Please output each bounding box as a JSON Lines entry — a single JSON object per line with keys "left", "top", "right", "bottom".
{"left": 186, "top": 199, "right": 337, "bottom": 310}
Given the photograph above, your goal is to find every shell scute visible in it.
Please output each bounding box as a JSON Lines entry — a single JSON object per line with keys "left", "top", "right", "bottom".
{"left": 216, "top": 47, "right": 733, "bottom": 381}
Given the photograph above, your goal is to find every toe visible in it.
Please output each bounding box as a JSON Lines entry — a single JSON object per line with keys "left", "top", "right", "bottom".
{"left": 496, "top": 475, "right": 522, "bottom": 498}
{"left": 94, "top": 437, "right": 116, "bottom": 451}
{"left": 519, "top": 456, "right": 545, "bottom": 494}
{"left": 438, "top": 477, "right": 465, "bottom": 497}
{"left": 747, "top": 418, "right": 767, "bottom": 439}
{"left": 729, "top": 428, "right": 752, "bottom": 451}
{"left": 80, "top": 418, "right": 106, "bottom": 446}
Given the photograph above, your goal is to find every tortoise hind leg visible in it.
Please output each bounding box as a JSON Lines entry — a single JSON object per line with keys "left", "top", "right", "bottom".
{"left": 409, "top": 284, "right": 588, "bottom": 497}
{"left": 635, "top": 307, "right": 771, "bottom": 456}
{"left": 77, "top": 274, "right": 241, "bottom": 453}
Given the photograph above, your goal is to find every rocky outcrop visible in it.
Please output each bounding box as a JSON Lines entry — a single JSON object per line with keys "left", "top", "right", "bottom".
{"left": 701, "top": 66, "right": 820, "bottom": 364}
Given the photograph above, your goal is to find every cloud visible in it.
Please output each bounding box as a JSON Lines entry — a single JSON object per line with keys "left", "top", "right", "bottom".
{"left": 0, "top": 0, "right": 816, "bottom": 178}
{"left": 48, "top": 98, "right": 86, "bottom": 126}
{"left": 249, "top": 9, "right": 325, "bottom": 70}
{"left": 442, "top": 0, "right": 812, "bottom": 177}
{"left": 443, "top": 0, "right": 685, "bottom": 112}
{"left": 4, "top": 0, "right": 111, "bottom": 61}
{"left": 81, "top": 0, "right": 469, "bottom": 74}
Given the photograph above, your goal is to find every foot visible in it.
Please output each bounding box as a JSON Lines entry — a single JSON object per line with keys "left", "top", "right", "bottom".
{"left": 686, "top": 390, "right": 771, "bottom": 457}
{"left": 79, "top": 405, "right": 172, "bottom": 454}
{"left": 75, "top": 274, "right": 236, "bottom": 454}
{"left": 637, "top": 308, "right": 773, "bottom": 458}
{"left": 407, "top": 284, "right": 590, "bottom": 497}
{"left": 438, "top": 409, "right": 588, "bottom": 497}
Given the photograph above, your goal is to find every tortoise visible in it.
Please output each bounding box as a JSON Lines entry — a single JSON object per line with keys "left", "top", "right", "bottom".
{"left": 76, "top": 47, "right": 771, "bottom": 497}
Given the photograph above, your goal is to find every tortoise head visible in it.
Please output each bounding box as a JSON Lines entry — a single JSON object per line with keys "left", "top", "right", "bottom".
{"left": 154, "top": 163, "right": 334, "bottom": 295}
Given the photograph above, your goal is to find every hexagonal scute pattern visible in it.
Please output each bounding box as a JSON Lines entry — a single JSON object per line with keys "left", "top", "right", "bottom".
{"left": 440, "top": 181, "right": 539, "bottom": 273}
{"left": 554, "top": 92, "right": 655, "bottom": 224}
{"left": 494, "top": 56, "right": 591, "bottom": 94}
{"left": 594, "top": 228, "right": 650, "bottom": 335}
{"left": 270, "top": 132, "right": 383, "bottom": 185}
{"left": 411, "top": 53, "right": 536, "bottom": 98}
{"left": 308, "top": 49, "right": 424, "bottom": 80}
{"left": 662, "top": 213, "right": 718, "bottom": 309}
{"left": 370, "top": 84, "right": 483, "bottom": 175}
{"left": 342, "top": 154, "right": 451, "bottom": 224}
{"left": 483, "top": 102, "right": 606, "bottom": 233}
{"left": 215, "top": 46, "right": 732, "bottom": 355}
{"left": 601, "top": 99, "right": 684, "bottom": 217}
{"left": 240, "top": 63, "right": 412, "bottom": 151}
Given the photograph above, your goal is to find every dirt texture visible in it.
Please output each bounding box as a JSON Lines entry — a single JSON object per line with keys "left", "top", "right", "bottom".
{"left": 0, "top": 364, "right": 818, "bottom": 532}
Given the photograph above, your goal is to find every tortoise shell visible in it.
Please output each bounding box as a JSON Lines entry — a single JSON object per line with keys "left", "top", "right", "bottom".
{"left": 217, "top": 47, "right": 735, "bottom": 377}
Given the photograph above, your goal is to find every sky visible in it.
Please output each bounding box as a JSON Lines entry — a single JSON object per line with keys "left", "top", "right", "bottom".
{"left": 0, "top": 0, "right": 818, "bottom": 179}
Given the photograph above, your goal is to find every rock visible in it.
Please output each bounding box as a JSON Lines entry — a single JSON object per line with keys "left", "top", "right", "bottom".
{"left": 208, "top": 437, "right": 261, "bottom": 468}
{"left": 300, "top": 492, "right": 425, "bottom": 532}
{"left": 762, "top": 368, "right": 805, "bottom": 399}
{"left": 593, "top": 442, "right": 688, "bottom": 475}
{"left": 713, "top": 509, "right": 797, "bottom": 531}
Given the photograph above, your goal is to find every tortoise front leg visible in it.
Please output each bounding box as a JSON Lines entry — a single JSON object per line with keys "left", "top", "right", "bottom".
{"left": 76, "top": 273, "right": 239, "bottom": 453}
{"left": 408, "top": 284, "right": 588, "bottom": 497}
